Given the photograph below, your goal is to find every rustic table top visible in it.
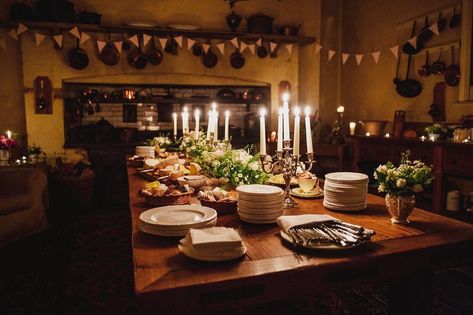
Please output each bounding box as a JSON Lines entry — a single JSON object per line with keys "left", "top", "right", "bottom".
{"left": 127, "top": 166, "right": 473, "bottom": 314}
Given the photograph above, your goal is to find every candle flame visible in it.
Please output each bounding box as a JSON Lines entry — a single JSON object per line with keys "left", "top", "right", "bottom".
{"left": 278, "top": 107, "right": 283, "bottom": 116}
{"left": 337, "top": 106, "right": 345, "bottom": 113}
{"left": 293, "top": 106, "right": 301, "bottom": 116}
{"left": 349, "top": 122, "right": 356, "bottom": 128}
{"left": 211, "top": 102, "right": 217, "bottom": 110}
{"left": 183, "top": 106, "right": 188, "bottom": 113}
{"left": 282, "top": 92, "right": 290, "bottom": 102}
{"left": 259, "top": 108, "right": 267, "bottom": 117}
{"left": 194, "top": 109, "right": 200, "bottom": 116}
{"left": 172, "top": 112, "right": 177, "bottom": 118}
{"left": 225, "top": 110, "right": 230, "bottom": 117}
{"left": 304, "top": 106, "right": 311, "bottom": 116}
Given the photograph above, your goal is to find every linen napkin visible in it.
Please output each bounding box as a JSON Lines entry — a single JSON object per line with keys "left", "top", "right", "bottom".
{"left": 277, "top": 214, "right": 339, "bottom": 234}
{"left": 188, "top": 227, "right": 242, "bottom": 249}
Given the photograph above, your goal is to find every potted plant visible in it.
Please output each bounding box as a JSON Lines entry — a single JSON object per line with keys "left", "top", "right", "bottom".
{"left": 27, "top": 145, "right": 43, "bottom": 163}
{"left": 0, "top": 133, "right": 17, "bottom": 166}
{"left": 424, "top": 123, "right": 447, "bottom": 141}
{"left": 373, "top": 150, "right": 434, "bottom": 224}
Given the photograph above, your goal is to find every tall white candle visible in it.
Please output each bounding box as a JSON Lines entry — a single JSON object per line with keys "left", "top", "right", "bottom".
{"left": 6, "top": 130, "right": 12, "bottom": 139}
{"left": 259, "top": 108, "right": 266, "bottom": 155}
{"left": 224, "top": 110, "right": 230, "bottom": 141}
{"left": 337, "top": 106, "right": 345, "bottom": 113}
{"left": 214, "top": 113, "right": 219, "bottom": 141}
{"left": 293, "top": 107, "right": 301, "bottom": 156}
{"left": 349, "top": 122, "right": 356, "bottom": 135}
{"left": 182, "top": 107, "right": 189, "bottom": 134}
{"left": 277, "top": 108, "right": 283, "bottom": 151}
{"left": 206, "top": 110, "right": 213, "bottom": 140}
{"left": 194, "top": 109, "right": 200, "bottom": 140}
{"left": 172, "top": 113, "right": 177, "bottom": 138}
{"left": 304, "top": 106, "right": 313, "bottom": 153}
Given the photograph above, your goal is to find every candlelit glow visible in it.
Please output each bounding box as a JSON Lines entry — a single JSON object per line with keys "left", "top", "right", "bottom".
{"left": 278, "top": 107, "right": 283, "bottom": 116}
{"left": 337, "top": 106, "right": 345, "bottom": 113}
{"left": 194, "top": 109, "right": 200, "bottom": 140}
{"left": 420, "top": 135, "right": 426, "bottom": 141}
{"left": 365, "top": 132, "right": 371, "bottom": 137}
{"left": 225, "top": 110, "right": 230, "bottom": 118}
{"left": 293, "top": 106, "right": 301, "bottom": 117}
{"left": 259, "top": 108, "right": 267, "bottom": 117}
{"left": 6, "top": 130, "right": 11, "bottom": 139}
{"left": 429, "top": 135, "right": 436, "bottom": 142}
{"left": 385, "top": 133, "right": 390, "bottom": 138}
{"left": 282, "top": 92, "right": 290, "bottom": 102}
{"left": 224, "top": 110, "right": 230, "bottom": 141}
{"left": 172, "top": 112, "right": 178, "bottom": 137}
{"left": 349, "top": 122, "right": 356, "bottom": 135}
{"left": 304, "top": 106, "right": 311, "bottom": 117}
{"left": 211, "top": 102, "right": 217, "bottom": 110}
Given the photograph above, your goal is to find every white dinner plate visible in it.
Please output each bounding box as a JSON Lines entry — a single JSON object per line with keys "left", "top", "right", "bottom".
{"left": 239, "top": 216, "right": 279, "bottom": 224}
{"left": 139, "top": 219, "right": 217, "bottom": 237}
{"left": 280, "top": 230, "right": 370, "bottom": 251}
{"left": 140, "top": 205, "right": 217, "bottom": 227}
{"left": 178, "top": 243, "right": 246, "bottom": 261}
{"left": 323, "top": 202, "right": 367, "bottom": 212}
{"left": 139, "top": 218, "right": 217, "bottom": 231}
{"left": 237, "top": 184, "right": 283, "bottom": 196}
{"left": 237, "top": 199, "right": 283, "bottom": 209}
{"left": 325, "top": 172, "right": 369, "bottom": 184}
{"left": 237, "top": 210, "right": 283, "bottom": 220}
{"left": 291, "top": 187, "right": 324, "bottom": 198}
{"left": 237, "top": 206, "right": 283, "bottom": 214}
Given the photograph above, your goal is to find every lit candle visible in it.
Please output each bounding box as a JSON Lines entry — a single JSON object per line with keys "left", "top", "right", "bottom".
{"left": 385, "top": 133, "right": 390, "bottom": 138}
{"left": 282, "top": 92, "right": 290, "bottom": 140}
{"left": 259, "top": 108, "right": 266, "bottom": 155}
{"left": 365, "top": 132, "right": 371, "bottom": 137}
{"left": 172, "top": 113, "right": 177, "bottom": 138}
{"left": 293, "top": 107, "right": 301, "bottom": 156}
{"left": 194, "top": 109, "right": 200, "bottom": 140}
{"left": 182, "top": 107, "right": 189, "bottom": 135}
{"left": 206, "top": 110, "right": 213, "bottom": 140}
{"left": 337, "top": 106, "right": 345, "bottom": 113}
{"left": 277, "top": 108, "right": 283, "bottom": 151}
{"left": 349, "top": 122, "right": 356, "bottom": 135}
{"left": 214, "top": 112, "right": 219, "bottom": 141}
{"left": 304, "top": 106, "right": 313, "bottom": 153}
{"left": 224, "top": 110, "right": 230, "bottom": 141}
{"left": 6, "top": 130, "right": 11, "bottom": 139}
{"left": 420, "top": 135, "right": 426, "bottom": 141}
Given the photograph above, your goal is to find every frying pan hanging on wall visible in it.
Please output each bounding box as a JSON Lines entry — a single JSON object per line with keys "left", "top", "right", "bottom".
{"left": 396, "top": 54, "right": 422, "bottom": 98}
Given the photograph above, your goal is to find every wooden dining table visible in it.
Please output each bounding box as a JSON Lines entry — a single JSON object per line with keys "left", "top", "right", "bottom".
{"left": 127, "top": 166, "right": 473, "bottom": 315}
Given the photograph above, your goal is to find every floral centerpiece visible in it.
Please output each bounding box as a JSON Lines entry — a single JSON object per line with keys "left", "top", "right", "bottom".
{"left": 180, "top": 133, "right": 269, "bottom": 188}
{"left": 144, "top": 135, "right": 172, "bottom": 153}
{"left": 424, "top": 123, "right": 448, "bottom": 140}
{"left": 0, "top": 133, "right": 17, "bottom": 165}
{"left": 373, "top": 150, "right": 434, "bottom": 224}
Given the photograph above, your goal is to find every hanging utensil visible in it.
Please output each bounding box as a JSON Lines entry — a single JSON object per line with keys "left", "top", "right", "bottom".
{"left": 417, "top": 50, "right": 431, "bottom": 77}
{"left": 403, "top": 20, "right": 423, "bottom": 55}
{"left": 393, "top": 55, "right": 401, "bottom": 85}
{"left": 396, "top": 54, "right": 422, "bottom": 98}
{"left": 430, "top": 49, "right": 446, "bottom": 75}
{"left": 418, "top": 16, "right": 433, "bottom": 44}
{"left": 192, "top": 43, "right": 203, "bottom": 56}
{"left": 449, "top": 7, "right": 461, "bottom": 28}
{"left": 99, "top": 32, "right": 120, "bottom": 66}
{"left": 127, "top": 35, "right": 148, "bottom": 69}
{"left": 444, "top": 45, "right": 460, "bottom": 86}
{"left": 230, "top": 48, "right": 245, "bottom": 69}
{"left": 68, "top": 38, "right": 89, "bottom": 70}
{"left": 257, "top": 42, "right": 268, "bottom": 58}
{"left": 145, "top": 37, "right": 163, "bottom": 65}
{"left": 202, "top": 48, "right": 218, "bottom": 68}
{"left": 437, "top": 12, "right": 447, "bottom": 32}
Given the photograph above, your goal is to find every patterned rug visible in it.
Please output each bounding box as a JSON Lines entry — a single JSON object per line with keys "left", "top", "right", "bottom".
{"left": 1, "top": 208, "right": 473, "bottom": 315}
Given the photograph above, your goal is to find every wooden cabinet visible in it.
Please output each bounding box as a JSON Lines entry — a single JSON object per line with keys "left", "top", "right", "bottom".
{"left": 348, "top": 136, "right": 473, "bottom": 213}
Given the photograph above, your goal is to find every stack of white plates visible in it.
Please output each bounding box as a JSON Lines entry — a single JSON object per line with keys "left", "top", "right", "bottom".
{"left": 323, "top": 172, "right": 369, "bottom": 211}
{"left": 135, "top": 146, "right": 155, "bottom": 158}
{"left": 236, "top": 184, "right": 284, "bottom": 224}
{"left": 138, "top": 205, "right": 217, "bottom": 237}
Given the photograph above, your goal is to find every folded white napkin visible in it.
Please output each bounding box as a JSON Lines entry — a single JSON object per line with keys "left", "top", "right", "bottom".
{"left": 277, "top": 214, "right": 339, "bottom": 234}
{"left": 188, "top": 227, "right": 242, "bottom": 249}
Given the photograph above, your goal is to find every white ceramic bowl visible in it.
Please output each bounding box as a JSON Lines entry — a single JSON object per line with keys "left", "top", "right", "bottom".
{"left": 177, "top": 175, "right": 207, "bottom": 188}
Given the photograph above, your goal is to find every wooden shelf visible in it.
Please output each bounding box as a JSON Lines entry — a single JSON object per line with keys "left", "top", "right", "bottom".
{"left": 79, "top": 97, "right": 269, "bottom": 105}
{"left": 0, "top": 20, "right": 316, "bottom": 45}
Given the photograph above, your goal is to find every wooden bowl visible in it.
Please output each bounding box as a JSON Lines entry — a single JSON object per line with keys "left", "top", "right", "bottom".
{"left": 198, "top": 198, "right": 237, "bottom": 215}
{"left": 144, "top": 188, "right": 194, "bottom": 206}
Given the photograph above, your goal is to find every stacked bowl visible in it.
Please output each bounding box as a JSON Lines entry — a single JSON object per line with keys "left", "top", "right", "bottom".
{"left": 323, "top": 172, "right": 368, "bottom": 211}
{"left": 236, "top": 184, "right": 284, "bottom": 224}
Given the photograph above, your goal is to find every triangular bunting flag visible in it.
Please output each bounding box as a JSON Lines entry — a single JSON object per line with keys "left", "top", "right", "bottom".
{"left": 129, "top": 35, "right": 139, "bottom": 47}
{"left": 230, "top": 37, "right": 239, "bottom": 49}
{"left": 371, "top": 51, "right": 381, "bottom": 64}
{"left": 217, "top": 42, "right": 225, "bottom": 55}
{"left": 328, "top": 49, "right": 336, "bottom": 61}
{"left": 69, "top": 26, "right": 81, "bottom": 39}
{"left": 16, "top": 23, "right": 28, "bottom": 35}
{"left": 175, "top": 36, "right": 183, "bottom": 48}
{"left": 8, "top": 29, "right": 18, "bottom": 40}
{"left": 315, "top": 43, "right": 322, "bottom": 55}
{"left": 0, "top": 38, "right": 6, "bottom": 49}
{"left": 53, "top": 34, "right": 63, "bottom": 47}
{"left": 143, "top": 34, "right": 152, "bottom": 46}
{"left": 187, "top": 38, "right": 195, "bottom": 50}
{"left": 80, "top": 32, "right": 90, "bottom": 45}
{"left": 248, "top": 44, "right": 255, "bottom": 55}
{"left": 256, "top": 38, "right": 262, "bottom": 46}
{"left": 355, "top": 54, "right": 363, "bottom": 66}
{"left": 270, "top": 42, "right": 277, "bottom": 53}
{"left": 202, "top": 43, "right": 210, "bottom": 54}
{"left": 113, "top": 41, "right": 123, "bottom": 53}
{"left": 35, "top": 33, "right": 45, "bottom": 46}
{"left": 158, "top": 37, "right": 168, "bottom": 49}
{"left": 285, "top": 44, "right": 293, "bottom": 55}
{"left": 342, "top": 53, "right": 350, "bottom": 65}
{"left": 429, "top": 23, "right": 439, "bottom": 36}
{"left": 390, "top": 45, "right": 399, "bottom": 58}
{"left": 97, "top": 40, "right": 106, "bottom": 53}
{"left": 240, "top": 41, "right": 248, "bottom": 52}
{"left": 407, "top": 36, "right": 417, "bottom": 49}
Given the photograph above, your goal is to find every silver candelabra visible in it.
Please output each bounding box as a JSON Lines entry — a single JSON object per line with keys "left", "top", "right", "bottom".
{"left": 260, "top": 139, "right": 315, "bottom": 208}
